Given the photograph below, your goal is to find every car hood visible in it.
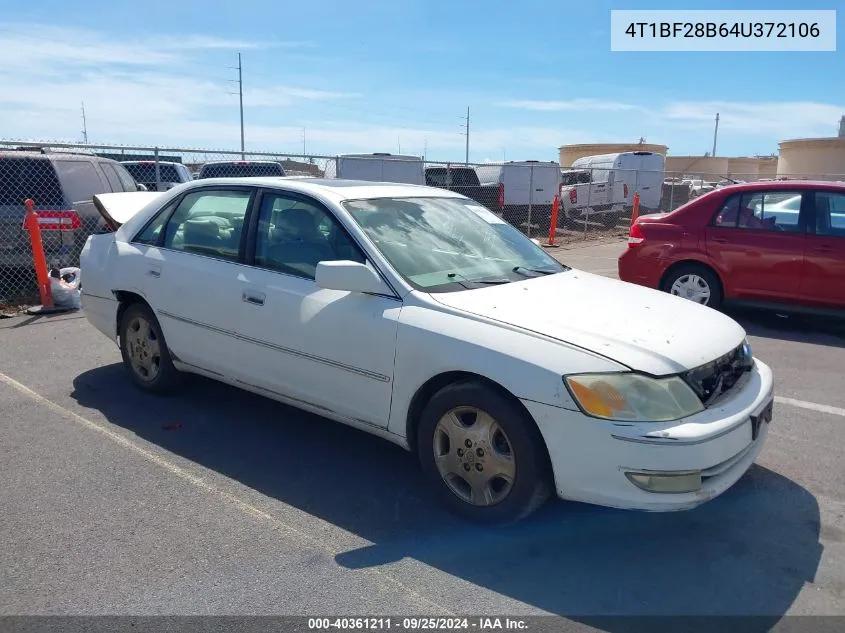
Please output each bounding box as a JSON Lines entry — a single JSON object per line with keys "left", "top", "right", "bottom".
{"left": 430, "top": 269, "right": 746, "bottom": 376}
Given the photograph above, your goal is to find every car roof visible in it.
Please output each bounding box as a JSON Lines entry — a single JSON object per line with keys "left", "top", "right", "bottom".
{"left": 184, "top": 176, "right": 465, "bottom": 201}
{"left": 201, "top": 160, "right": 281, "bottom": 165}
{"left": 717, "top": 180, "right": 845, "bottom": 192}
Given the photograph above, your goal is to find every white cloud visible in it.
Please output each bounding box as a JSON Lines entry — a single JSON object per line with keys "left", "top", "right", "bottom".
{"left": 0, "top": 23, "right": 312, "bottom": 69}
{"left": 662, "top": 100, "right": 844, "bottom": 138}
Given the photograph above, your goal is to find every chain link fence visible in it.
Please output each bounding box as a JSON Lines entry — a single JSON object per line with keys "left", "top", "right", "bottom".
{"left": 2, "top": 139, "right": 844, "bottom": 308}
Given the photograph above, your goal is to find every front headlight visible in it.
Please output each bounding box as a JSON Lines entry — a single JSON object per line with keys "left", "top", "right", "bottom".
{"left": 564, "top": 372, "right": 704, "bottom": 422}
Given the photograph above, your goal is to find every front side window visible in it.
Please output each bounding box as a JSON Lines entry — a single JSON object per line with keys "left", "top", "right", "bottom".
{"left": 343, "top": 197, "right": 567, "bottom": 292}
{"left": 163, "top": 189, "right": 253, "bottom": 261}
{"left": 814, "top": 191, "right": 845, "bottom": 237}
{"left": 253, "top": 193, "right": 365, "bottom": 279}
{"left": 714, "top": 191, "right": 803, "bottom": 232}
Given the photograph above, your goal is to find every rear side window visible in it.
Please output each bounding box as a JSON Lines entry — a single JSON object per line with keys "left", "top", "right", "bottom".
{"left": 111, "top": 164, "right": 139, "bottom": 191}
{"left": 199, "top": 162, "right": 285, "bottom": 178}
{"left": 55, "top": 160, "right": 107, "bottom": 203}
{"left": 163, "top": 189, "right": 254, "bottom": 261}
{"left": 814, "top": 191, "right": 845, "bottom": 237}
{"left": 100, "top": 164, "right": 123, "bottom": 191}
{"left": 0, "top": 157, "right": 64, "bottom": 207}
{"left": 714, "top": 191, "right": 803, "bottom": 232}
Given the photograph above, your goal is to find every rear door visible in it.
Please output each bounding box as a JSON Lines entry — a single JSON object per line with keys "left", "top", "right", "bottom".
{"left": 134, "top": 186, "right": 257, "bottom": 375}
{"left": 800, "top": 189, "right": 845, "bottom": 308}
{"left": 705, "top": 189, "right": 809, "bottom": 301}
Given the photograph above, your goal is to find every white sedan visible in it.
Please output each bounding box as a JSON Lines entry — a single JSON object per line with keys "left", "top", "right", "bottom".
{"left": 80, "top": 178, "right": 775, "bottom": 524}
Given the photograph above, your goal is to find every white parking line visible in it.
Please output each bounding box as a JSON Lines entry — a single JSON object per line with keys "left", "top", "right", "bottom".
{"left": 0, "top": 370, "right": 453, "bottom": 615}
{"left": 775, "top": 396, "right": 845, "bottom": 417}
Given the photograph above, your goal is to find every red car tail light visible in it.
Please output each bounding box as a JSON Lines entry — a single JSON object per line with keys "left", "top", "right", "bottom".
{"left": 35, "top": 210, "right": 81, "bottom": 231}
{"left": 624, "top": 184, "right": 629, "bottom": 198}
{"left": 569, "top": 188, "right": 577, "bottom": 204}
{"left": 498, "top": 183, "right": 504, "bottom": 209}
{"left": 628, "top": 221, "right": 645, "bottom": 247}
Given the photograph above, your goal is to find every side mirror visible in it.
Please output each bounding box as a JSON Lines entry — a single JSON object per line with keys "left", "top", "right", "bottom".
{"left": 136, "top": 183, "right": 148, "bottom": 192}
{"left": 315, "top": 260, "right": 390, "bottom": 295}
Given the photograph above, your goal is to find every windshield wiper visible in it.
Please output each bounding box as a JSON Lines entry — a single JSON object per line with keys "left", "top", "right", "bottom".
{"left": 512, "top": 266, "right": 560, "bottom": 277}
{"left": 447, "top": 272, "right": 511, "bottom": 287}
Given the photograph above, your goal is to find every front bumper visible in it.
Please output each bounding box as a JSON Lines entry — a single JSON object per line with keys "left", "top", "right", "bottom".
{"left": 522, "top": 358, "right": 774, "bottom": 511}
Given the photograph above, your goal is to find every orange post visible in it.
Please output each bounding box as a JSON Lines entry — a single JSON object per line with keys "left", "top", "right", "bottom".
{"left": 546, "top": 195, "right": 560, "bottom": 246}
{"left": 630, "top": 192, "right": 640, "bottom": 226}
{"left": 23, "top": 198, "right": 54, "bottom": 308}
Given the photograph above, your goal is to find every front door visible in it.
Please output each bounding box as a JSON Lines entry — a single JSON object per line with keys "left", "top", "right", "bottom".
{"left": 800, "top": 190, "right": 845, "bottom": 309}
{"left": 234, "top": 189, "right": 400, "bottom": 427}
{"left": 705, "top": 189, "right": 808, "bottom": 302}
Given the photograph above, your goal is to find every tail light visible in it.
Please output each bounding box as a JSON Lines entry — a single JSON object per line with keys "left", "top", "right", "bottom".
{"left": 34, "top": 210, "right": 81, "bottom": 231}
{"left": 569, "top": 188, "right": 577, "bottom": 204}
{"left": 498, "top": 183, "right": 504, "bottom": 209}
{"left": 628, "top": 221, "right": 645, "bottom": 247}
{"left": 624, "top": 184, "right": 629, "bottom": 198}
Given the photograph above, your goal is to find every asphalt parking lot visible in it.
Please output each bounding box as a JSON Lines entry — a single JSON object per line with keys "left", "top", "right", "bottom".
{"left": 1, "top": 239, "right": 844, "bottom": 626}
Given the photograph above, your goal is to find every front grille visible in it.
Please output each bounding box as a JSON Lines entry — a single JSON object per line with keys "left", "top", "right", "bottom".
{"left": 682, "top": 342, "right": 753, "bottom": 406}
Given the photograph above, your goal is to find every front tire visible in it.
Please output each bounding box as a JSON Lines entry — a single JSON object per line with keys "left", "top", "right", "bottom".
{"left": 662, "top": 264, "right": 723, "bottom": 310}
{"left": 119, "top": 302, "right": 183, "bottom": 394}
{"left": 417, "top": 381, "right": 551, "bottom": 525}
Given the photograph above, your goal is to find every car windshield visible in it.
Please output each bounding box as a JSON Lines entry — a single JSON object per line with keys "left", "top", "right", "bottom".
{"left": 343, "top": 196, "right": 568, "bottom": 292}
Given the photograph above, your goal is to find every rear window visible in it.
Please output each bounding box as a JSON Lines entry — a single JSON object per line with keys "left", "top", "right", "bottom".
{"left": 0, "top": 157, "right": 65, "bottom": 207}
{"left": 123, "top": 163, "right": 184, "bottom": 183}
{"left": 199, "top": 162, "right": 285, "bottom": 178}
{"left": 426, "top": 168, "right": 479, "bottom": 187}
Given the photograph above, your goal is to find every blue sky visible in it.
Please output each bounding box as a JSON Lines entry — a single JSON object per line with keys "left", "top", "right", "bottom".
{"left": 0, "top": 0, "right": 842, "bottom": 162}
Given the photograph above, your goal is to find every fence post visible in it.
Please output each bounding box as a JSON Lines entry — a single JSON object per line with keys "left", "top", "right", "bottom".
{"left": 154, "top": 146, "right": 161, "bottom": 191}
{"left": 669, "top": 173, "right": 675, "bottom": 211}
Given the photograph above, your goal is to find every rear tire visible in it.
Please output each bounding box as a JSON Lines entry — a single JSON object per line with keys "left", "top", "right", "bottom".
{"left": 417, "top": 381, "right": 551, "bottom": 525}
{"left": 119, "top": 302, "right": 183, "bottom": 395}
{"left": 662, "top": 264, "right": 723, "bottom": 310}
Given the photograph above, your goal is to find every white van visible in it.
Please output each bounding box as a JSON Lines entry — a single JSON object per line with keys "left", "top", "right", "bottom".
{"left": 475, "top": 161, "right": 562, "bottom": 234}
{"left": 324, "top": 153, "right": 425, "bottom": 185}
{"left": 569, "top": 151, "right": 665, "bottom": 212}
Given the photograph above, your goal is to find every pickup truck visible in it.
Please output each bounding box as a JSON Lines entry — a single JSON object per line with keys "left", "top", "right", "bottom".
{"left": 558, "top": 168, "right": 627, "bottom": 229}
{"left": 424, "top": 166, "right": 500, "bottom": 211}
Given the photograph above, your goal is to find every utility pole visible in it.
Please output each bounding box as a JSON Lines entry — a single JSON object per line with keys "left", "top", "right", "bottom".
{"left": 462, "top": 106, "right": 470, "bottom": 164}
{"left": 80, "top": 101, "right": 88, "bottom": 144}
{"left": 423, "top": 137, "right": 427, "bottom": 161}
{"left": 712, "top": 112, "right": 720, "bottom": 157}
{"left": 229, "top": 53, "right": 245, "bottom": 158}
{"left": 302, "top": 128, "right": 306, "bottom": 156}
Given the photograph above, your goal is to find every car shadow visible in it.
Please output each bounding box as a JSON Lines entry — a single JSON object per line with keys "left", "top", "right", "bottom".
{"left": 71, "top": 365, "right": 823, "bottom": 627}
{"left": 726, "top": 306, "right": 845, "bottom": 348}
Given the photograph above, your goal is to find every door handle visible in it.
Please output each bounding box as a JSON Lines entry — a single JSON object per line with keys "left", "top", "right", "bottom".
{"left": 813, "top": 246, "right": 835, "bottom": 253}
{"left": 242, "top": 290, "right": 265, "bottom": 306}
{"left": 148, "top": 266, "right": 161, "bottom": 278}
{"left": 712, "top": 237, "right": 729, "bottom": 244}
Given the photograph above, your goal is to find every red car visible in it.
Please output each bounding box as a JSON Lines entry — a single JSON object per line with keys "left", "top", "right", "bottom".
{"left": 618, "top": 180, "right": 845, "bottom": 314}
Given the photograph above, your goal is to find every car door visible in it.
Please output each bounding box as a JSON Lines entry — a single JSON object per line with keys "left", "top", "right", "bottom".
{"left": 704, "top": 189, "right": 808, "bottom": 301}
{"left": 234, "top": 189, "right": 401, "bottom": 428}
{"left": 799, "top": 189, "right": 845, "bottom": 308}
{"left": 132, "top": 186, "right": 257, "bottom": 376}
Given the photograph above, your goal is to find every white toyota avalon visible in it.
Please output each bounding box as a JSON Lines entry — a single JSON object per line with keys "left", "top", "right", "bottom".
{"left": 80, "top": 178, "right": 774, "bottom": 524}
